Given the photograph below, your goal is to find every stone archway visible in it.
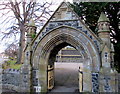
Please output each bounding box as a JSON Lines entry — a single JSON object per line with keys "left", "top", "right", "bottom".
{"left": 32, "top": 26, "right": 100, "bottom": 92}
{"left": 23, "top": 4, "right": 117, "bottom": 92}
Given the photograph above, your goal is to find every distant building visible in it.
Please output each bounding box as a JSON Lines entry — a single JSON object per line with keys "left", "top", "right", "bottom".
{"left": 56, "top": 47, "right": 82, "bottom": 62}
{"left": 0, "top": 52, "right": 9, "bottom": 63}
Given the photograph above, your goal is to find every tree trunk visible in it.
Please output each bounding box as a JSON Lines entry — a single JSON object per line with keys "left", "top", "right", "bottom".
{"left": 17, "top": 24, "right": 25, "bottom": 64}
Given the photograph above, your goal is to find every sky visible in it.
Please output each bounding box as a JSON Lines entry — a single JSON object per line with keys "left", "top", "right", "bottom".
{"left": 0, "top": 0, "right": 73, "bottom": 53}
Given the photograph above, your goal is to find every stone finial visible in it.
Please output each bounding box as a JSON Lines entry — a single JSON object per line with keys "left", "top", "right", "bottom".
{"left": 98, "top": 12, "right": 110, "bottom": 23}
{"left": 28, "top": 19, "right": 36, "bottom": 27}
{"left": 97, "top": 12, "right": 110, "bottom": 32}
{"left": 26, "top": 19, "right": 37, "bottom": 43}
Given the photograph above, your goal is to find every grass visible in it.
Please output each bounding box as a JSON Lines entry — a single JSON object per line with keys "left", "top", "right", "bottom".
{"left": 9, "top": 64, "right": 22, "bottom": 69}
{"left": 2, "top": 58, "right": 22, "bottom": 70}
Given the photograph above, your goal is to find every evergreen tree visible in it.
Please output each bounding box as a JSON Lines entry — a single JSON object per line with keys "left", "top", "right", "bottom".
{"left": 71, "top": 2, "right": 120, "bottom": 72}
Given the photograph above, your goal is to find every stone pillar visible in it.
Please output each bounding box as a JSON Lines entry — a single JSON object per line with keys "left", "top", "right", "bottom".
{"left": 118, "top": 73, "right": 120, "bottom": 92}
{"left": 115, "top": 70, "right": 118, "bottom": 92}
{"left": 91, "top": 72, "right": 99, "bottom": 92}
{"left": 99, "top": 67, "right": 111, "bottom": 92}
{"left": 97, "top": 12, "right": 117, "bottom": 92}
{"left": 20, "top": 64, "right": 31, "bottom": 92}
{"left": 20, "top": 40, "right": 32, "bottom": 92}
{"left": 37, "top": 52, "right": 48, "bottom": 93}
{"left": 82, "top": 58, "right": 92, "bottom": 92}
{"left": 20, "top": 19, "right": 37, "bottom": 92}
{"left": 110, "top": 69, "right": 118, "bottom": 92}
{"left": 99, "top": 68, "right": 118, "bottom": 92}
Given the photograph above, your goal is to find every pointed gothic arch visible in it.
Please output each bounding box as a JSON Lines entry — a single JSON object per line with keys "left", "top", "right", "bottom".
{"left": 32, "top": 26, "right": 101, "bottom": 92}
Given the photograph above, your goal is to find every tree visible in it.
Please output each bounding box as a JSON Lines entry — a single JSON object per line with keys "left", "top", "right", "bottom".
{"left": 4, "top": 43, "right": 18, "bottom": 59}
{"left": 0, "top": 0, "right": 53, "bottom": 64}
{"left": 71, "top": 2, "right": 120, "bottom": 72}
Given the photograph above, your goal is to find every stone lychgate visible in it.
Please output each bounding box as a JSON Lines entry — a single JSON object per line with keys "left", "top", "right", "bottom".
{"left": 22, "top": 2, "right": 118, "bottom": 93}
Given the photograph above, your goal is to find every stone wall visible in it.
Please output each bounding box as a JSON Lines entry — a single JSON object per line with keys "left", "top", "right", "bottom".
{"left": 2, "top": 68, "right": 120, "bottom": 93}
{"left": 2, "top": 69, "right": 20, "bottom": 86}
{"left": 2, "top": 69, "right": 21, "bottom": 92}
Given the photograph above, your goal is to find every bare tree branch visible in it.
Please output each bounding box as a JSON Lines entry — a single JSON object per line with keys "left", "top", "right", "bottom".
{"left": 0, "top": 0, "right": 53, "bottom": 63}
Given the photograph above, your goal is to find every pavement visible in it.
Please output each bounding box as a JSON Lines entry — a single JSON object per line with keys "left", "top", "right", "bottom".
{"left": 48, "top": 86, "right": 80, "bottom": 94}
{"left": 47, "top": 62, "right": 82, "bottom": 93}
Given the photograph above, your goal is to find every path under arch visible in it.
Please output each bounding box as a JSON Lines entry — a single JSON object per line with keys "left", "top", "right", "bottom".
{"left": 48, "top": 62, "right": 83, "bottom": 93}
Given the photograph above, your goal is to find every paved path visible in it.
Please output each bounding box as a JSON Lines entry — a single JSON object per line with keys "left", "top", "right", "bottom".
{"left": 48, "top": 63, "right": 82, "bottom": 93}
{"left": 48, "top": 86, "right": 79, "bottom": 94}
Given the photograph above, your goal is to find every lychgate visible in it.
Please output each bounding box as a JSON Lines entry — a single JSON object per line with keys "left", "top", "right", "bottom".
{"left": 21, "top": 2, "right": 118, "bottom": 93}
